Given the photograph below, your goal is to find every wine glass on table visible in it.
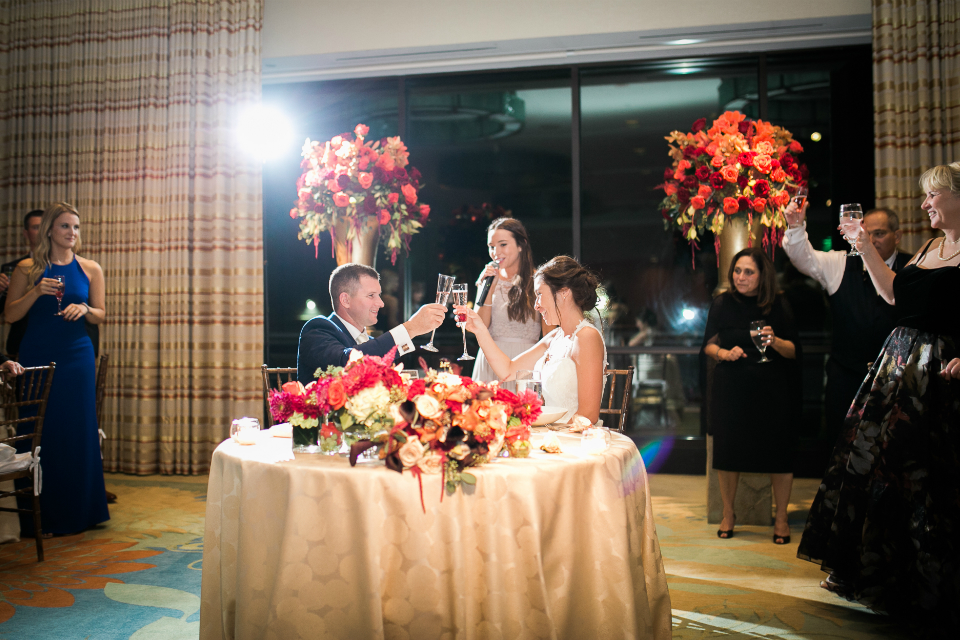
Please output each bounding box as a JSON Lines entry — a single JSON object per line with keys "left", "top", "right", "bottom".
{"left": 749, "top": 320, "right": 771, "bottom": 363}
{"left": 53, "top": 275, "right": 65, "bottom": 316}
{"left": 839, "top": 203, "right": 864, "bottom": 257}
{"left": 792, "top": 186, "right": 808, "bottom": 210}
{"left": 453, "top": 284, "right": 474, "bottom": 361}
{"left": 421, "top": 274, "right": 455, "bottom": 352}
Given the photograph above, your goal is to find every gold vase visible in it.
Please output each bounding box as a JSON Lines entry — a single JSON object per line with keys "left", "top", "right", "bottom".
{"left": 334, "top": 215, "right": 379, "bottom": 267}
{"left": 714, "top": 215, "right": 766, "bottom": 295}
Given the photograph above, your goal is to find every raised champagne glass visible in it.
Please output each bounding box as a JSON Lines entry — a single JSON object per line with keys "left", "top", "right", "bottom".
{"left": 839, "top": 203, "right": 864, "bottom": 257}
{"left": 791, "top": 185, "right": 808, "bottom": 211}
{"left": 421, "top": 274, "right": 455, "bottom": 352}
{"left": 453, "top": 284, "right": 474, "bottom": 361}
{"left": 53, "top": 275, "right": 65, "bottom": 316}
{"left": 749, "top": 320, "right": 771, "bottom": 363}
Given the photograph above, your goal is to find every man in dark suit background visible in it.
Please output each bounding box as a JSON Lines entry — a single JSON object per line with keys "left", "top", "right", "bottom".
{"left": 297, "top": 263, "right": 446, "bottom": 382}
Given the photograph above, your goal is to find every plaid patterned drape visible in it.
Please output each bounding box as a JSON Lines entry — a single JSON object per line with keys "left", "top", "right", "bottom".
{"left": 874, "top": 0, "right": 960, "bottom": 251}
{"left": 0, "top": 0, "right": 264, "bottom": 474}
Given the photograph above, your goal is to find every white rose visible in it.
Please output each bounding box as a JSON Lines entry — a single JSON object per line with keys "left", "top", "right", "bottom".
{"left": 414, "top": 394, "right": 444, "bottom": 421}
{"left": 436, "top": 372, "right": 463, "bottom": 388}
{"left": 398, "top": 438, "right": 425, "bottom": 468}
{"left": 418, "top": 452, "right": 443, "bottom": 475}
{"left": 346, "top": 383, "right": 391, "bottom": 422}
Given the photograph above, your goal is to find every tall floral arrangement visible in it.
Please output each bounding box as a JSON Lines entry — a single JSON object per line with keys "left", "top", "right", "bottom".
{"left": 658, "top": 111, "right": 808, "bottom": 256}
{"left": 290, "top": 124, "right": 430, "bottom": 264}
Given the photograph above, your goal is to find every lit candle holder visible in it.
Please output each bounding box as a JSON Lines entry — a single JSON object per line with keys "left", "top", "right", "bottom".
{"left": 231, "top": 417, "right": 261, "bottom": 445}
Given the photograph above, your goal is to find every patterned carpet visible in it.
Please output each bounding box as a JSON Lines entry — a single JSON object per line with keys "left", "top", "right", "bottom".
{"left": 0, "top": 473, "right": 911, "bottom": 639}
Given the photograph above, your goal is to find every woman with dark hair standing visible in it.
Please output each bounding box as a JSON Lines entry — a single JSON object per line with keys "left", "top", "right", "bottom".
{"left": 5, "top": 202, "right": 109, "bottom": 535}
{"left": 701, "top": 247, "right": 800, "bottom": 543}
{"left": 458, "top": 255, "right": 606, "bottom": 425}
{"left": 471, "top": 218, "right": 546, "bottom": 382}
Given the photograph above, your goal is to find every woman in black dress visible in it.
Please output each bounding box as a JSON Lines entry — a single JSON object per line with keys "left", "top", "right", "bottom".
{"left": 798, "top": 163, "right": 960, "bottom": 627}
{"left": 702, "top": 247, "right": 801, "bottom": 543}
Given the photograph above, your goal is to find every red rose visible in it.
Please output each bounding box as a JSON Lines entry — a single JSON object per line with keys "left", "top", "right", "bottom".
{"left": 737, "top": 175, "right": 749, "bottom": 189}
{"left": 327, "top": 379, "right": 346, "bottom": 409}
{"left": 682, "top": 175, "right": 697, "bottom": 189}
{"left": 358, "top": 172, "right": 373, "bottom": 189}
{"left": 690, "top": 196, "right": 706, "bottom": 210}
{"left": 333, "top": 193, "right": 349, "bottom": 208}
{"left": 738, "top": 152, "right": 756, "bottom": 167}
{"left": 738, "top": 120, "right": 751, "bottom": 135}
{"left": 419, "top": 204, "right": 430, "bottom": 220}
{"left": 753, "top": 179, "right": 770, "bottom": 198}
{"left": 387, "top": 192, "right": 399, "bottom": 204}
{"left": 354, "top": 124, "right": 370, "bottom": 137}
{"left": 401, "top": 183, "right": 417, "bottom": 205}
{"left": 677, "top": 187, "right": 690, "bottom": 203}
{"left": 691, "top": 117, "right": 707, "bottom": 133}
{"left": 664, "top": 167, "right": 674, "bottom": 181}
{"left": 789, "top": 140, "right": 803, "bottom": 153}
{"left": 723, "top": 197, "right": 739, "bottom": 215}
{"left": 753, "top": 154, "right": 772, "bottom": 174}
{"left": 695, "top": 166, "right": 711, "bottom": 181}
{"left": 337, "top": 174, "right": 351, "bottom": 190}
{"left": 737, "top": 196, "right": 751, "bottom": 212}
{"left": 720, "top": 165, "right": 739, "bottom": 183}
{"left": 379, "top": 209, "right": 391, "bottom": 225}
{"left": 780, "top": 154, "right": 795, "bottom": 169}
{"left": 663, "top": 182, "right": 678, "bottom": 196}
{"left": 710, "top": 172, "right": 725, "bottom": 190}
{"left": 753, "top": 197, "right": 767, "bottom": 213}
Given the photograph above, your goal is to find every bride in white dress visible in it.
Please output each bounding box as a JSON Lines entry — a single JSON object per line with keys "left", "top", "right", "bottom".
{"left": 457, "top": 256, "right": 606, "bottom": 425}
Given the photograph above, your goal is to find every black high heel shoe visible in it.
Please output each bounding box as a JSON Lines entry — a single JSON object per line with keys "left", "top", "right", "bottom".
{"left": 717, "top": 515, "right": 736, "bottom": 539}
{"left": 772, "top": 533, "right": 791, "bottom": 544}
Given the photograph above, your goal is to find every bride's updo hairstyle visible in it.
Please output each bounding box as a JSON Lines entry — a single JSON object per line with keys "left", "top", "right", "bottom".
{"left": 534, "top": 256, "right": 601, "bottom": 312}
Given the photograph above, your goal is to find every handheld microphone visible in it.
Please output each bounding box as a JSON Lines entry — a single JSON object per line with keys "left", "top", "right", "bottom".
{"left": 476, "top": 260, "right": 500, "bottom": 307}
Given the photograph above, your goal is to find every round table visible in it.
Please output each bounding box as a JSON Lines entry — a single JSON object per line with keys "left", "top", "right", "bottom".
{"left": 199, "top": 429, "right": 671, "bottom": 640}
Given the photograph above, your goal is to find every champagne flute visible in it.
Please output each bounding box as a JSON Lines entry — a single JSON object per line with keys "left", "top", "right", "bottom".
{"left": 421, "top": 274, "right": 455, "bottom": 352}
{"left": 791, "top": 186, "right": 808, "bottom": 210}
{"left": 749, "top": 320, "right": 771, "bottom": 363}
{"left": 453, "top": 284, "right": 474, "bottom": 361}
{"left": 53, "top": 275, "right": 65, "bottom": 316}
{"left": 839, "top": 203, "right": 863, "bottom": 257}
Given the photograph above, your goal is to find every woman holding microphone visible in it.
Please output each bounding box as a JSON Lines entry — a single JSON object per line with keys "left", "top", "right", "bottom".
{"left": 471, "top": 218, "right": 548, "bottom": 382}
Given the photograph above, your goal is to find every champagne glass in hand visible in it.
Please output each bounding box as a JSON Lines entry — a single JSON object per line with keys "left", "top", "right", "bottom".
{"left": 839, "top": 203, "right": 864, "bottom": 256}
{"left": 421, "top": 274, "right": 455, "bottom": 352}
{"left": 749, "top": 320, "right": 771, "bottom": 363}
{"left": 53, "top": 275, "right": 65, "bottom": 316}
{"left": 792, "top": 186, "right": 808, "bottom": 211}
{"left": 453, "top": 284, "right": 474, "bottom": 361}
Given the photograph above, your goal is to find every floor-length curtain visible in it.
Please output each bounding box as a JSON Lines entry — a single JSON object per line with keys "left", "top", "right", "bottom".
{"left": 874, "top": 0, "right": 960, "bottom": 252}
{"left": 0, "top": 0, "right": 264, "bottom": 474}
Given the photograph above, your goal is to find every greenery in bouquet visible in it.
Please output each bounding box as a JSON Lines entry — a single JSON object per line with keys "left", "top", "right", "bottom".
{"left": 658, "top": 110, "right": 808, "bottom": 256}
{"left": 290, "top": 123, "right": 430, "bottom": 264}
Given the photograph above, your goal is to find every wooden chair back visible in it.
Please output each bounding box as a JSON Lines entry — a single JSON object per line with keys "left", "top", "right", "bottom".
{"left": 261, "top": 365, "right": 297, "bottom": 427}
{"left": 600, "top": 366, "right": 634, "bottom": 433}
{"left": 0, "top": 363, "right": 56, "bottom": 562}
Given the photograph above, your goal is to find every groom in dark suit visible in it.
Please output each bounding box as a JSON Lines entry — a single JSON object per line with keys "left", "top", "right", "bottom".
{"left": 297, "top": 263, "right": 446, "bottom": 382}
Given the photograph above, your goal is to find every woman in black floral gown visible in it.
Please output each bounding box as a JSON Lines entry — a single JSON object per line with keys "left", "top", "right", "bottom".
{"left": 797, "top": 163, "right": 960, "bottom": 627}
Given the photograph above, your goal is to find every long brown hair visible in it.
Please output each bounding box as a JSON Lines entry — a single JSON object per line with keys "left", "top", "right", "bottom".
{"left": 727, "top": 247, "right": 778, "bottom": 314}
{"left": 28, "top": 202, "right": 82, "bottom": 285}
{"left": 487, "top": 217, "right": 536, "bottom": 323}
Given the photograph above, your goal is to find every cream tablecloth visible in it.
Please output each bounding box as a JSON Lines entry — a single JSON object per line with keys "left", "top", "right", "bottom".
{"left": 200, "top": 430, "right": 671, "bottom": 640}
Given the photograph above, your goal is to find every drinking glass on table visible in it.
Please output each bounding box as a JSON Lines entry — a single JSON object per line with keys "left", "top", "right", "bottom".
{"left": 53, "top": 275, "right": 65, "bottom": 316}
{"left": 749, "top": 320, "right": 772, "bottom": 363}
{"left": 421, "top": 274, "right": 455, "bottom": 352}
{"left": 516, "top": 370, "right": 543, "bottom": 403}
{"left": 839, "top": 203, "right": 864, "bottom": 256}
{"left": 452, "top": 284, "right": 474, "bottom": 361}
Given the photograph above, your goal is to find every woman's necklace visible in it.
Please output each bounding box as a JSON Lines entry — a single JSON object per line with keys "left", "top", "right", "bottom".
{"left": 937, "top": 237, "right": 960, "bottom": 261}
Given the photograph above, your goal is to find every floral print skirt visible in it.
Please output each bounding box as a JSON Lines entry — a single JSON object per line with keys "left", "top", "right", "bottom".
{"left": 797, "top": 327, "right": 960, "bottom": 625}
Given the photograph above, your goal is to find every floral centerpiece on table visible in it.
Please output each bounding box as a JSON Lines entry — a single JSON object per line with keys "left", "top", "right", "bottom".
{"left": 289, "top": 124, "right": 430, "bottom": 264}
{"left": 658, "top": 110, "right": 808, "bottom": 256}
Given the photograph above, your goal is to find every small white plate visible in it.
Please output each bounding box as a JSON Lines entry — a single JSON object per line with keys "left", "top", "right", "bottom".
{"left": 532, "top": 406, "right": 566, "bottom": 426}
{"left": 269, "top": 423, "right": 292, "bottom": 438}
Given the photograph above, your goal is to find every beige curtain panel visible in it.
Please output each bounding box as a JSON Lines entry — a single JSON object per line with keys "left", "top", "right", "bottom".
{"left": 874, "top": 0, "right": 960, "bottom": 252}
{"left": 0, "top": 0, "right": 264, "bottom": 474}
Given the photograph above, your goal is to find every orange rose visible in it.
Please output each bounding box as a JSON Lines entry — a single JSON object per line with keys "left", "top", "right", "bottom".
{"left": 697, "top": 184, "right": 713, "bottom": 198}
{"left": 354, "top": 124, "right": 370, "bottom": 137}
{"left": 723, "top": 197, "right": 739, "bottom": 215}
{"left": 752, "top": 197, "right": 767, "bottom": 213}
{"left": 770, "top": 167, "right": 787, "bottom": 183}
{"left": 327, "top": 379, "right": 346, "bottom": 410}
{"left": 375, "top": 152, "right": 395, "bottom": 172}
{"left": 401, "top": 183, "right": 418, "bottom": 205}
{"left": 379, "top": 209, "right": 391, "bottom": 225}
{"left": 663, "top": 182, "right": 678, "bottom": 196}
{"left": 754, "top": 141, "right": 774, "bottom": 155}
{"left": 720, "top": 165, "right": 739, "bottom": 183}
{"left": 358, "top": 172, "right": 373, "bottom": 189}
{"left": 690, "top": 196, "right": 705, "bottom": 210}
{"left": 753, "top": 155, "right": 772, "bottom": 174}
{"left": 333, "top": 193, "right": 349, "bottom": 208}
{"left": 789, "top": 140, "right": 804, "bottom": 153}
{"left": 326, "top": 179, "right": 342, "bottom": 193}
{"left": 711, "top": 155, "right": 724, "bottom": 168}
{"left": 281, "top": 380, "right": 305, "bottom": 396}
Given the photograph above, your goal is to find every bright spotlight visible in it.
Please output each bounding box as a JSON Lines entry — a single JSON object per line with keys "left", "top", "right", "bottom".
{"left": 810, "top": 131, "right": 822, "bottom": 142}
{"left": 306, "top": 299, "right": 316, "bottom": 311}
{"left": 666, "top": 39, "right": 704, "bottom": 46}
{"left": 237, "top": 104, "right": 294, "bottom": 162}
{"left": 682, "top": 308, "right": 696, "bottom": 321}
